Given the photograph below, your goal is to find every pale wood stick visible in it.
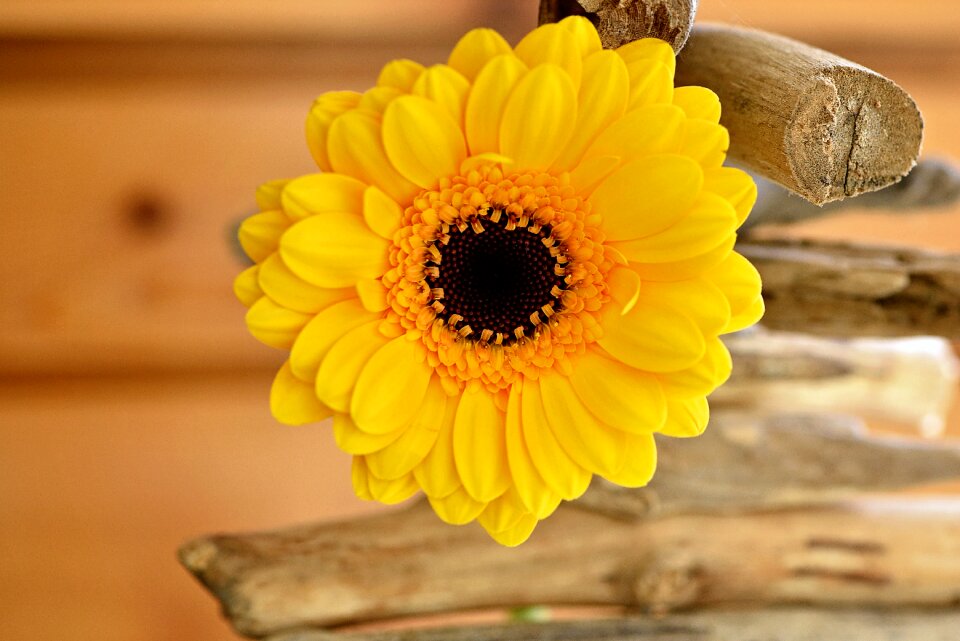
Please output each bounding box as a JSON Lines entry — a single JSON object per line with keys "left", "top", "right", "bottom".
{"left": 716, "top": 331, "right": 959, "bottom": 435}
{"left": 266, "top": 609, "right": 960, "bottom": 641}
{"left": 676, "top": 24, "right": 923, "bottom": 205}
{"left": 180, "top": 499, "right": 960, "bottom": 636}
{"left": 746, "top": 158, "right": 960, "bottom": 229}
{"left": 538, "top": 0, "right": 698, "bottom": 51}
{"left": 740, "top": 239, "right": 960, "bottom": 338}
{"left": 577, "top": 411, "right": 960, "bottom": 520}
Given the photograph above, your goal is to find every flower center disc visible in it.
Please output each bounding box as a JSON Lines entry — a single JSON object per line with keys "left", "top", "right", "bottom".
{"left": 427, "top": 212, "right": 565, "bottom": 341}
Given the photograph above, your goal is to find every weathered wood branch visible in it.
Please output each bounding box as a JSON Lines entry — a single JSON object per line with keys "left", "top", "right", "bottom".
{"left": 676, "top": 24, "right": 923, "bottom": 205}
{"left": 266, "top": 609, "right": 960, "bottom": 641}
{"left": 740, "top": 239, "right": 960, "bottom": 338}
{"left": 538, "top": 0, "right": 698, "bottom": 51}
{"left": 181, "top": 499, "right": 960, "bottom": 637}
{"left": 577, "top": 411, "right": 960, "bottom": 520}
{"left": 746, "top": 158, "right": 960, "bottom": 229}
{"left": 716, "top": 331, "right": 958, "bottom": 434}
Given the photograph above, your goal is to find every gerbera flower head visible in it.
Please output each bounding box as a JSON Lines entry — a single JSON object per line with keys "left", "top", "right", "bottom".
{"left": 235, "top": 17, "right": 764, "bottom": 546}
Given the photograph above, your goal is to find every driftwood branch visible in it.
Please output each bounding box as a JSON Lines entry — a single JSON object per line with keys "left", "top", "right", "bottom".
{"left": 676, "top": 24, "right": 923, "bottom": 205}
{"left": 181, "top": 498, "right": 960, "bottom": 637}
{"left": 717, "top": 331, "right": 959, "bottom": 434}
{"left": 538, "top": 0, "right": 698, "bottom": 52}
{"left": 746, "top": 158, "right": 960, "bottom": 229}
{"left": 577, "top": 411, "right": 960, "bottom": 520}
{"left": 266, "top": 610, "right": 960, "bottom": 641}
{"left": 741, "top": 239, "right": 960, "bottom": 339}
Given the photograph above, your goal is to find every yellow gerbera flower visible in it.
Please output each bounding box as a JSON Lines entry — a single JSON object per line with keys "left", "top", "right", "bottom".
{"left": 235, "top": 17, "right": 764, "bottom": 546}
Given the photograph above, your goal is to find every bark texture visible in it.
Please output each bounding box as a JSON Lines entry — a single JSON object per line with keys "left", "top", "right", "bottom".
{"left": 676, "top": 24, "right": 923, "bottom": 204}
{"left": 538, "top": 0, "right": 698, "bottom": 51}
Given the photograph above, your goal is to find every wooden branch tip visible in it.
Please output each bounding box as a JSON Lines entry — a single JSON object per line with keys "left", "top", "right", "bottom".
{"left": 677, "top": 24, "right": 923, "bottom": 205}
{"left": 539, "top": 0, "right": 698, "bottom": 52}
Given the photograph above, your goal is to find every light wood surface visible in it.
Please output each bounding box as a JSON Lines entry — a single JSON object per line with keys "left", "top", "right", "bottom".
{"left": 1, "top": 1, "right": 959, "bottom": 640}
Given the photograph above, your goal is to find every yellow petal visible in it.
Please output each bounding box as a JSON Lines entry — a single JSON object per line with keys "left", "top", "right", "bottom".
{"left": 538, "top": 373, "right": 627, "bottom": 477}
{"left": 520, "top": 381, "right": 591, "bottom": 500}
{"left": 366, "top": 379, "right": 446, "bottom": 480}
{"left": 569, "top": 349, "right": 667, "bottom": 432}
{"left": 279, "top": 212, "right": 389, "bottom": 289}
{"left": 327, "top": 110, "right": 419, "bottom": 203}
{"left": 306, "top": 91, "right": 361, "bottom": 171}
{"left": 447, "top": 27, "right": 512, "bottom": 81}
{"left": 659, "top": 396, "right": 710, "bottom": 438}
{"left": 281, "top": 173, "right": 366, "bottom": 221}
{"left": 582, "top": 104, "right": 685, "bottom": 164}
{"left": 725, "top": 295, "right": 765, "bottom": 335}
{"left": 453, "top": 385, "right": 511, "bottom": 502}
{"left": 361, "top": 185, "right": 403, "bottom": 240}
{"left": 238, "top": 210, "right": 290, "bottom": 264}
{"left": 382, "top": 95, "right": 467, "bottom": 190}
{"left": 631, "top": 234, "right": 735, "bottom": 282}
{"left": 255, "top": 178, "right": 290, "bottom": 211}
{"left": 352, "top": 456, "right": 373, "bottom": 501}
{"left": 357, "top": 86, "right": 403, "bottom": 115}
{"left": 505, "top": 385, "right": 562, "bottom": 519}
{"left": 333, "top": 412, "right": 404, "bottom": 455}
{"left": 258, "top": 254, "right": 355, "bottom": 314}
{"left": 477, "top": 486, "right": 529, "bottom": 534}
{"left": 606, "top": 432, "right": 657, "bottom": 488}
{"left": 606, "top": 266, "right": 641, "bottom": 315}
{"left": 365, "top": 468, "right": 420, "bottom": 505}
{"left": 315, "top": 320, "right": 388, "bottom": 412}
{"left": 377, "top": 59, "right": 424, "bottom": 91}
{"left": 428, "top": 485, "right": 486, "bottom": 525}
{"left": 245, "top": 296, "right": 311, "bottom": 350}
{"left": 234, "top": 265, "right": 263, "bottom": 308}
{"left": 514, "top": 22, "right": 584, "bottom": 87}
{"left": 351, "top": 337, "right": 433, "bottom": 434}
{"left": 598, "top": 285, "right": 706, "bottom": 373}
{"left": 270, "top": 361, "right": 332, "bottom": 426}
{"left": 673, "top": 86, "right": 721, "bottom": 123}
{"left": 592, "top": 154, "right": 703, "bottom": 241}
{"left": 569, "top": 155, "right": 620, "bottom": 197}
{"left": 290, "top": 298, "right": 377, "bottom": 381}
{"left": 625, "top": 59, "right": 673, "bottom": 109}
{"left": 500, "top": 64, "right": 578, "bottom": 171}
{"left": 552, "top": 50, "right": 630, "bottom": 171}
{"left": 680, "top": 119, "right": 730, "bottom": 168}
{"left": 559, "top": 15, "right": 602, "bottom": 57}
{"left": 641, "top": 278, "right": 731, "bottom": 337}
{"left": 486, "top": 512, "right": 538, "bottom": 547}
{"left": 414, "top": 399, "right": 461, "bottom": 499}
{"left": 703, "top": 167, "right": 757, "bottom": 226}
{"left": 705, "top": 251, "right": 763, "bottom": 322}
{"left": 412, "top": 64, "right": 471, "bottom": 126}
{"left": 611, "top": 192, "right": 738, "bottom": 263}
{"left": 617, "top": 38, "right": 676, "bottom": 78}
{"left": 659, "top": 337, "right": 732, "bottom": 398}
{"left": 355, "top": 278, "right": 388, "bottom": 312}
{"left": 464, "top": 54, "right": 527, "bottom": 156}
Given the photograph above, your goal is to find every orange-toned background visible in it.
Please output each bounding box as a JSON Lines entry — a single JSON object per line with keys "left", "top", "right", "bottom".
{"left": 1, "top": 2, "right": 958, "bottom": 640}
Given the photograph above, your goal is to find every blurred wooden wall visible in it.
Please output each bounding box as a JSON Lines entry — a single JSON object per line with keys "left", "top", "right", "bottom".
{"left": 1, "top": 1, "right": 958, "bottom": 640}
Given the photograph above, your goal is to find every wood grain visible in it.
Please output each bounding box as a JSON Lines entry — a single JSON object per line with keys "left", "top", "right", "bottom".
{"left": 539, "top": 0, "right": 698, "bottom": 51}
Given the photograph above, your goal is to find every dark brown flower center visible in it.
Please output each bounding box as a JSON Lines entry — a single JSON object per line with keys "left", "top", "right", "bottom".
{"left": 426, "top": 211, "right": 566, "bottom": 342}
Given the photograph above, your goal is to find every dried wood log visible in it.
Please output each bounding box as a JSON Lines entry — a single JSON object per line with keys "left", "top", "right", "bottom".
{"left": 577, "top": 411, "right": 960, "bottom": 520}
{"left": 538, "top": 0, "right": 698, "bottom": 51}
{"left": 716, "top": 331, "right": 959, "bottom": 434}
{"left": 675, "top": 24, "right": 923, "bottom": 205}
{"left": 740, "top": 239, "right": 960, "bottom": 339}
{"left": 746, "top": 158, "right": 960, "bottom": 229}
{"left": 266, "top": 609, "right": 960, "bottom": 641}
{"left": 180, "top": 499, "right": 960, "bottom": 636}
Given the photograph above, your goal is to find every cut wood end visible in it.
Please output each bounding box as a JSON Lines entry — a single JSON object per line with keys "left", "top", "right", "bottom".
{"left": 789, "top": 67, "right": 924, "bottom": 205}
{"left": 539, "top": 0, "right": 698, "bottom": 52}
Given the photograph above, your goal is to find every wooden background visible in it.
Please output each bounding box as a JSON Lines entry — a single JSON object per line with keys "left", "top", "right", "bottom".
{"left": 1, "top": 1, "right": 958, "bottom": 639}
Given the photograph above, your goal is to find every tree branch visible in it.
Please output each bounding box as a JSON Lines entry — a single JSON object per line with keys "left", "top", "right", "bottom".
{"left": 538, "top": 0, "right": 699, "bottom": 52}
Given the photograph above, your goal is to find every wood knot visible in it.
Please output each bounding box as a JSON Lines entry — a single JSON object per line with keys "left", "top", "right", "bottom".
{"left": 631, "top": 551, "right": 705, "bottom": 615}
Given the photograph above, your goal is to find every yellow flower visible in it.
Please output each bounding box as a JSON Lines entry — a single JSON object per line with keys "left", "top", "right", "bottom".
{"left": 235, "top": 17, "right": 763, "bottom": 546}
